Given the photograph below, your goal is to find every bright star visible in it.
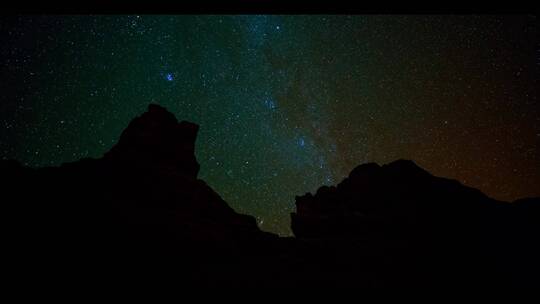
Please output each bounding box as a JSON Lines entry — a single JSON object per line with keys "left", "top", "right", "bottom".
{"left": 265, "top": 98, "right": 276, "bottom": 110}
{"left": 166, "top": 73, "right": 173, "bottom": 81}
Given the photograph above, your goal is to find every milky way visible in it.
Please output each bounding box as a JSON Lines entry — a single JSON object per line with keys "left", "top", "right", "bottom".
{"left": 1, "top": 15, "right": 538, "bottom": 235}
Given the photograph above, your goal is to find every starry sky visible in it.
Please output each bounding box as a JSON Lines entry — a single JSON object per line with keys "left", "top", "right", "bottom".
{"left": 1, "top": 15, "right": 539, "bottom": 235}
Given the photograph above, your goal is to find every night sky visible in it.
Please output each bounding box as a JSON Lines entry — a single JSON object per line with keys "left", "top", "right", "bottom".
{"left": 1, "top": 15, "right": 538, "bottom": 236}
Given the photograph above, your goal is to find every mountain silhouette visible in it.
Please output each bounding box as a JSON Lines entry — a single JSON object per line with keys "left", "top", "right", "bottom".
{"left": 292, "top": 159, "right": 540, "bottom": 288}
{"left": 1, "top": 104, "right": 278, "bottom": 289}
{"left": 1, "top": 104, "right": 538, "bottom": 290}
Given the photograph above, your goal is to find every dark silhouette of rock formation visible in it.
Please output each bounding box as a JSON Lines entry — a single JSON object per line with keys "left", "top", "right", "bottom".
{"left": 292, "top": 160, "right": 540, "bottom": 288}
{"left": 1, "top": 104, "right": 538, "bottom": 290}
{"left": 104, "top": 104, "right": 201, "bottom": 177}
{"left": 1, "top": 104, "right": 279, "bottom": 290}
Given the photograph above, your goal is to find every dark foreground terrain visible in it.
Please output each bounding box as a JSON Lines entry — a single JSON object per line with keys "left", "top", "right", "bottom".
{"left": 2, "top": 104, "right": 538, "bottom": 289}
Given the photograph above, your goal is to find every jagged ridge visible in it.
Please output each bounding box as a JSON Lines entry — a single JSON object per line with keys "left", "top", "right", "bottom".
{"left": 1, "top": 104, "right": 538, "bottom": 289}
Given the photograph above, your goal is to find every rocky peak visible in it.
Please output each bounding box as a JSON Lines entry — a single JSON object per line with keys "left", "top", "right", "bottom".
{"left": 291, "top": 159, "right": 492, "bottom": 238}
{"left": 104, "top": 104, "right": 200, "bottom": 178}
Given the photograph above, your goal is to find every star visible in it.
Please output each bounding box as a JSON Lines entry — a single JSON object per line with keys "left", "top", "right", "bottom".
{"left": 298, "top": 137, "right": 305, "bottom": 147}
{"left": 166, "top": 73, "right": 173, "bottom": 81}
{"left": 264, "top": 98, "right": 276, "bottom": 110}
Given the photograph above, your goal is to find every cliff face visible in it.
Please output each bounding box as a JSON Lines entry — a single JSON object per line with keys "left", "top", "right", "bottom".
{"left": 291, "top": 159, "right": 540, "bottom": 287}
{"left": 1, "top": 104, "right": 275, "bottom": 286}
{"left": 292, "top": 159, "right": 493, "bottom": 238}
{"left": 104, "top": 104, "right": 200, "bottom": 177}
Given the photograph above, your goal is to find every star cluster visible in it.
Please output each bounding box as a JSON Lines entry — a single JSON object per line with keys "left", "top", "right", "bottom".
{"left": 1, "top": 15, "right": 538, "bottom": 235}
